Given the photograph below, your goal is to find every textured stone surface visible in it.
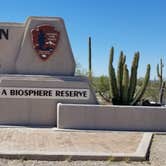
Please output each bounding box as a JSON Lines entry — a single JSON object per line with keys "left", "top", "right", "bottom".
{"left": 0, "top": 23, "right": 24, "bottom": 74}
{"left": 0, "top": 16, "right": 75, "bottom": 75}
{"left": 57, "top": 104, "right": 166, "bottom": 130}
{"left": 0, "top": 75, "right": 97, "bottom": 126}
{"left": 16, "top": 17, "right": 75, "bottom": 76}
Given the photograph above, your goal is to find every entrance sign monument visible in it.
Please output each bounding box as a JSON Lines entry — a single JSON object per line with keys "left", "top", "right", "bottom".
{"left": 0, "top": 16, "right": 160, "bottom": 162}
{"left": 0, "top": 16, "right": 165, "bottom": 132}
{"left": 0, "top": 16, "right": 97, "bottom": 126}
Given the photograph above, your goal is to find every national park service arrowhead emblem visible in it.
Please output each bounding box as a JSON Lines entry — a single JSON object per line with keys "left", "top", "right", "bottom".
{"left": 31, "top": 24, "right": 60, "bottom": 61}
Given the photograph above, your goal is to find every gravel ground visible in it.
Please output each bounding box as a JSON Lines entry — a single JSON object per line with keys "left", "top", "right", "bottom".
{"left": 0, "top": 134, "right": 164, "bottom": 166}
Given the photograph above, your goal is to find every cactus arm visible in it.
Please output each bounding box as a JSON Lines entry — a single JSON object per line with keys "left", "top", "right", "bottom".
{"left": 130, "top": 64, "right": 151, "bottom": 105}
{"left": 159, "top": 81, "right": 166, "bottom": 105}
{"left": 157, "top": 59, "right": 164, "bottom": 89}
{"left": 122, "top": 55, "right": 126, "bottom": 65}
{"left": 157, "top": 64, "right": 160, "bottom": 77}
{"left": 128, "top": 52, "right": 139, "bottom": 102}
{"left": 160, "top": 59, "right": 163, "bottom": 83}
{"left": 122, "top": 64, "right": 129, "bottom": 104}
{"left": 108, "top": 47, "right": 119, "bottom": 104}
{"left": 157, "top": 63, "right": 161, "bottom": 88}
{"left": 117, "top": 51, "right": 125, "bottom": 102}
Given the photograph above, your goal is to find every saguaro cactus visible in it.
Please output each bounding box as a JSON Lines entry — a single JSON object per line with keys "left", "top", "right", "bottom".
{"left": 130, "top": 64, "right": 151, "bottom": 105}
{"left": 122, "top": 64, "right": 129, "bottom": 104}
{"left": 108, "top": 47, "right": 119, "bottom": 104}
{"left": 117, "top": 51, "right": 126, "bottom": 102}
{"left": 108, "top": 47, "right": 150, "bottom": 105}
{"left": 128, "top": 52, "right": 139, "bottom": 103}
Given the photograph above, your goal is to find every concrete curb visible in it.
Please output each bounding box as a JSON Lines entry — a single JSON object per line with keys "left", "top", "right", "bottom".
{"left": 135, "top": 133, "right": 153, "bottom": 160}
{"left": 0, "top": 152, "right": 148, "bottom": 161}
{"left": 0, "top": 132, "right": 153, "bottom": 161}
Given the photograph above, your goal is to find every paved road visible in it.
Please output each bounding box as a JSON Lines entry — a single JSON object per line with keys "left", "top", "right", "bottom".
{"left": 0, "top": 134, "right": 165, "bottom": 166}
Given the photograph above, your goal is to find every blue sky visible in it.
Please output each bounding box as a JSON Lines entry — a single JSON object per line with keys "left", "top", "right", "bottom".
{"left": 0, "top": 0, "right": 166, "bottom": 79}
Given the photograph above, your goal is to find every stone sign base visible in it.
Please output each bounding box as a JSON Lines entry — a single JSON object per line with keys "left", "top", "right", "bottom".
{"left": 0, "top": 74, "right": 97, "bottom": 126}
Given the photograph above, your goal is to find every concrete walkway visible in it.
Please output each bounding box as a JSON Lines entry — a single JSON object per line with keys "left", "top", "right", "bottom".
{"left": 0, "top": 128, "right": 141, "bottom": 153}
{"left": 0, "top": 127, "right": 152, "bottom": 161}
{"left": 0, "top": 129, "right": 165, "bottom": 165}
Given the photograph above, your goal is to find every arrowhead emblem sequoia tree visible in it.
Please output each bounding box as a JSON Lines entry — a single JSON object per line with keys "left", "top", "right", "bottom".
{"left": 31, "top": 24, "right": 60, "bottom": 61}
